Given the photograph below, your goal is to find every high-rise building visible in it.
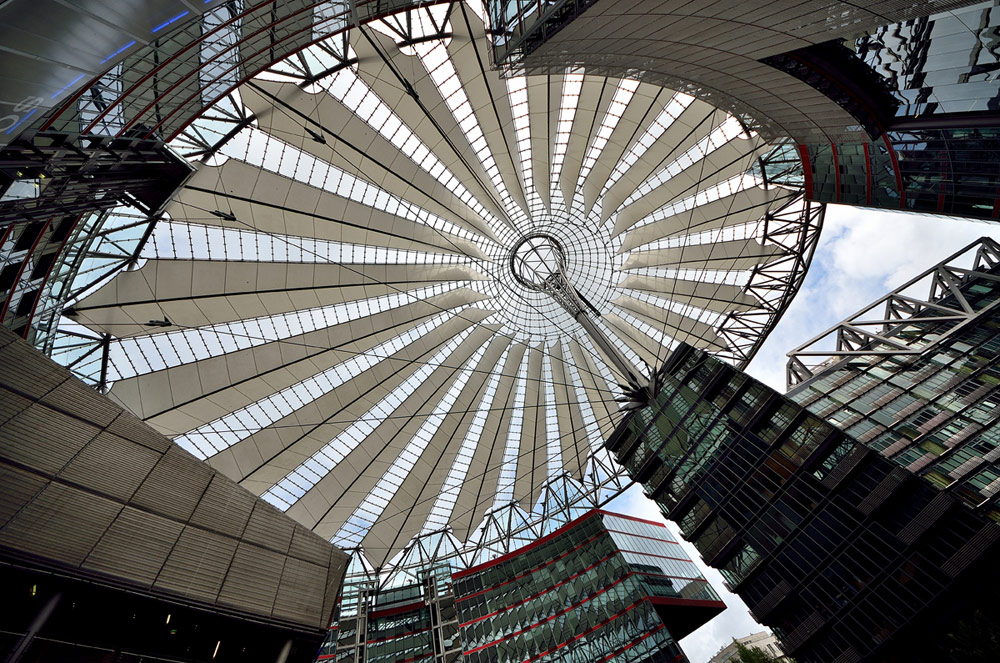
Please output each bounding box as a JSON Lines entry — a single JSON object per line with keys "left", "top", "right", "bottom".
{"left": 605, "top": 239, "right": 1000, "bottom": 662}
{"left": 786, "top": 237, "right": 1000, "bottom": 519}
{"left": 320, "top": 510, "right": 724, "bottom": 663}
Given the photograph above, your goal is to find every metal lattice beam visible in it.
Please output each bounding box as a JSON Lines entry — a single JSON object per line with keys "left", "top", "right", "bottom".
{"left": 786, "top": 236, "right": 1000, "bottom": 387}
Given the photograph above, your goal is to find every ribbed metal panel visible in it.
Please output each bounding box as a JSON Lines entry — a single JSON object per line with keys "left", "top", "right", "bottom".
{"left": 750, "top": 579, "right": 791, "bottom": 621}
{"left": 832, "top": 645, "right": 860, "bottom": 663}
{"left": 820, "top": 445, "right": 870, "bottom": 490}
{"left": 59, "top": 432, "right": 160, "bottom": 502}
{"left": 858, "top": 467, "right": 908, "bottom": 515}
{"left": 289, "top": 525, "right": 333, "bottom": 567}
{"left": 190, "top": 475, "right": 256, "bottom": 539}
{"left": 217, "top": 542, "right": 285, "bottom": 615}
{"left": 106, "top": 411, "right": 173, "bottom": 453}
{"left": 243, "top": 501, "right": 295, "bottom": 555}
{"left": 0, "top": 390, "right": 31, "bottom": 427}
{"left": 0, "top": 482, "right": 122, "bottom": 566}
{"left": 83, "top": 506, "right": 184, "bottom": 586}
{"left": 0, "top": 326, "right": 347, "bottom": 631}
{"left": 897, "top": 492, "right": 954, "bottom": 545}
{"left": 0, "top": 340, "right": 68, "bottom": 398}
{"left": 941, "top": 521, "right": 1000, "bottom": 578}
{"left": 781, "top": 609, "right": 824, "bottom": 653}
{"left": 0, "top": 402, "right": 99, "bottom": 474}
{"left": 273, "top": 556, "right": 329, "bottom": 626}
{"left": 131, "top": 445, "right": 215, "bottom": 522}
{"left": 154, "top": 526, "right": 238, "bottom": 603}
{"left": 40, "top": 378, "right": 122, "bottom": 428}
{"left": 0, "top": 465, "right": 46, "bottom": 528}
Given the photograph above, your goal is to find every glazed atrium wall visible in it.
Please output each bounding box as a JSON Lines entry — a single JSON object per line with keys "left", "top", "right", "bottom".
{"left": 320, "top": 510, "right": 725, "bottom": 663}
{"left": 765, "top": 2, "right": 1000, "bottom": 219}
{"left": 605, "top": 245, "right": 1000, "bottom": 663}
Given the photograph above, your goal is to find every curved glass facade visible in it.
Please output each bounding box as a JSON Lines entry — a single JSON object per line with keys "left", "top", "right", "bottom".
{"left": 321, "top": 510, "right": 723, "bottom": 663}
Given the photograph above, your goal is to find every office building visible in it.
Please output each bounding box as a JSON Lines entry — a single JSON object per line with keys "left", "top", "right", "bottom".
{"left": 786, "top": 237, "right": 1000, "bottom": 519}
{"left": 319, "top": 510, "right": 724, "bottom": 663}
{"left": 605, "top": 239, "right": 1000, "bottom": 662}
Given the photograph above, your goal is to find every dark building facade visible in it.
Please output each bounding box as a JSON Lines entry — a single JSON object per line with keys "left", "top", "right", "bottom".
{"left": 786, "top": 237, "right": 1000, "bottom": 522}
{"left": 608, "top": 343, "right": 999, "bottom": 662}
{"left": 320, "top": 510, "right": 725, "bottom": 663}
{"left": 0, "top": 326, "right": 350, "bottom": 662}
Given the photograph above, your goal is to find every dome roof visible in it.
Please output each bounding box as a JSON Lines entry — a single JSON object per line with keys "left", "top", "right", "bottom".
{"left": 69, "top": 1, "right": 819, "bottom": 568}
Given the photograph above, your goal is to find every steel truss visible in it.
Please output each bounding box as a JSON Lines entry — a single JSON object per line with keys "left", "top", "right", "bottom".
{"left": 340, "top": 456, "right": 630, "bottom": 591}
{"left": 6, "top": 0, "right": 824, "bottom": 586}
{"left": 719, "top": 192, "right": 825, "bottom": 370}
{"left": 786, "top": 236, "right": 1000, "bottom": 387}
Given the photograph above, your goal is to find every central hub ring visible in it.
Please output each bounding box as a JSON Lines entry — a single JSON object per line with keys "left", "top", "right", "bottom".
{"left": 510, "top": 233, "right": 567, "bottom": 290}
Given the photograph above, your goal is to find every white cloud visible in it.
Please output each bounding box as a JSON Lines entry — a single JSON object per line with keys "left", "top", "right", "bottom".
{"left": 746, "top": 206, "right": 1000, "bottom": 391}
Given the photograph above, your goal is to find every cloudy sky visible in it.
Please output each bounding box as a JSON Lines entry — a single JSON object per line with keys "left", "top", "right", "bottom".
{"left": 609, "top": 205, "right": 1000, "bottom": 663}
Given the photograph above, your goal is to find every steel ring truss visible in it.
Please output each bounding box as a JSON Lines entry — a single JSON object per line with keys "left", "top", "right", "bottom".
{"left": 34, "top": 0, "right": 822, "bottom": 579}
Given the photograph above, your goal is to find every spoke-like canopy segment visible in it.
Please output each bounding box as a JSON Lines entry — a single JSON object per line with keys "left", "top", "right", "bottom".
{"left": 64, "top": 0, "right": 821, "bottom": 571}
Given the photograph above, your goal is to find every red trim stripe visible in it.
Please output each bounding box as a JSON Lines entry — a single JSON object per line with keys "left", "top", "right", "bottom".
{"left": 863, "top": 142, "right": 872, "bottom": 206}
{"left": 599, "top": 624, "right": 666, "bottom": 663}
{"left": 520, "top": 606, "right": 663, "bottom": 663}
{"left": 460, "top": 570, "right": 720, "bottom": 654}
{"left": 368, "top": 601, "right": 425, "bottom": 619}
{"left": 456, "top": 530, "right": 605, "bottom": 601}
{"left": 0, "top": 219, "right": 51, "bottom": 325}
{"left": 366, "top": 625, "right": 430, "bottom": 645}
{"left": 882, "top": 133, "right": 905, "bottom": 208}
{"left": 798, "top": 145, "right": 813, "bottom": 199}
{"left": 461, "top": 566, "right": 707, "bottom": 628}
{"left": 460, "top": 552, "right": 618, "bottom": 627}
{"left": 462, "top": 574, "right": 635, "bottom": 654}
{"left": 830, "top": 142, "right": 841, "bottom": 203}
{"left": 455, "top": 531, "right": 685, "bottom": 605}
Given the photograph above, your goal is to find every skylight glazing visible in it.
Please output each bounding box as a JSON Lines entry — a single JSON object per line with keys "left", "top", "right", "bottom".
{"left": 66, "top": 0, "right": 820, "bottom": 571}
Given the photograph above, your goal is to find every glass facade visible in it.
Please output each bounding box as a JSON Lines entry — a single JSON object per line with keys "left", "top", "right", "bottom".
{"left": 762, "top": 2, "right": 1000, "bottom": 220}
{"left": 322, "top": 510, "right": 724, "bottom": 663}
{"left": 320, "top": 566, "right": 461, "bottom": 663}
{"left": 788, "top": 262, "right": 1000, "bottom": 520}
{"left": 607, "top": 344, "right": 999, "bottom": 662}
{"left": 487, "top": 1, "right": 599, "bottom": 71}
{"left": 795, "top": 127, "right": 1000, "bottom": 218}
{"left": 851, "top": 3, "right": 1000, "bottom": 120}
